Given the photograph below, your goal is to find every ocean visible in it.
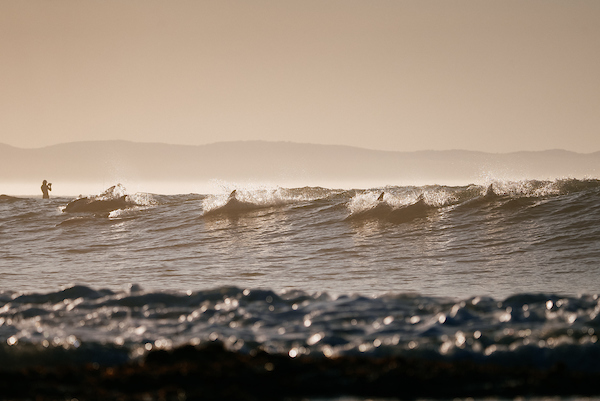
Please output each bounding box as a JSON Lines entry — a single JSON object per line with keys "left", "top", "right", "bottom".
{"left": 1, "top": 179, "right": 600, "bottom": 400}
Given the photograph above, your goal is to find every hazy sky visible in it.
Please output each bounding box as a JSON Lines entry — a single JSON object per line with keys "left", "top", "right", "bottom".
{"left": 1, "top": 0, "right": 599, "bottom": 153}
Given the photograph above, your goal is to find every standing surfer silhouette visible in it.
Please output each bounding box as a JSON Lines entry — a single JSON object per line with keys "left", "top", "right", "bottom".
{"left": 41, "top": 180, "right": 52, "bottom": 199}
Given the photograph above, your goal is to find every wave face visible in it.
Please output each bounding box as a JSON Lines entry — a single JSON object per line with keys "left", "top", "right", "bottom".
{"left": 2, "top": 179, "right": 600, "bottom": 296}
{"left": 2, "top": 179, "right": 600, "bottom": 390}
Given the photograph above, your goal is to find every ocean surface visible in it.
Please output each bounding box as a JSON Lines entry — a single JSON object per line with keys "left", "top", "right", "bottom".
{"left": 2, "top": 179, "right": 600, "bottom": 397}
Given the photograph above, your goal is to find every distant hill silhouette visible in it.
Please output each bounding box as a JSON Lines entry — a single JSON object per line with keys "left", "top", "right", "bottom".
{"left": 1, "top": 141, "right": 599, "bottom": 194}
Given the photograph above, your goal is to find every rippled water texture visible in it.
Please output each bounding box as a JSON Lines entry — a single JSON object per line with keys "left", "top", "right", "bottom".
{"left": 1, "top": 179, "right": 600, "bottom": 298}
{"left": 2, "top": 284, "right": 600, "bottom": 366}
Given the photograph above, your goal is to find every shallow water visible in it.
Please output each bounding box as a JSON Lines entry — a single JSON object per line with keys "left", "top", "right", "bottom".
{"left": 2, "top": 179, "right": 600, "bottom": 378}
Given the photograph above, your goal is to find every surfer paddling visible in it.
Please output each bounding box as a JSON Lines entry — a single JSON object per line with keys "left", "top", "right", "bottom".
{"left": 41, "top": 180, "right": 52, "bottom": 199}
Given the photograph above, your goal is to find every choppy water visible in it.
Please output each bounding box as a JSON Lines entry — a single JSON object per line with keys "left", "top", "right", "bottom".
{"left": 1, "top": 179, "right": 600, "bottom": 376}
{"left": 3, "top": 180, "right": 600, "bottom": 297}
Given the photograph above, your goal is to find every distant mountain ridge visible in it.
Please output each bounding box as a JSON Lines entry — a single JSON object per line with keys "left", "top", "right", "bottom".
{"left": 1, "top": 141, "right": 599, "bottom": 192}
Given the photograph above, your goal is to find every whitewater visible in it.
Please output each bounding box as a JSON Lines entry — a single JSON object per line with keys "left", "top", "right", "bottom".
{"left": 1, "top": 179, "right": 600, "bottom": 399}
{"left": 3, "top": 180, "right": 600, "bottom": 296}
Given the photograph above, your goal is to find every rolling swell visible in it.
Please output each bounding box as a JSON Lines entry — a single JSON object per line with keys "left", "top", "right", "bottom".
{"left": 2, "top": 179, "right": 600, "bottom": 297}
{"left": 2, "top": 178, "right": 600, "bottom": 399}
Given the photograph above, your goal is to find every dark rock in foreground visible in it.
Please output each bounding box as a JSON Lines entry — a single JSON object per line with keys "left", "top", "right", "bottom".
{"left": 1, "top": 342, "right": 599, "bottom": 400}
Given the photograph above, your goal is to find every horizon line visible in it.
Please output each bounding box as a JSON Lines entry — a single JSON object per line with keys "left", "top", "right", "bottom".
{"left": 1, "top": 139, "right": 597, "bottom": 156}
